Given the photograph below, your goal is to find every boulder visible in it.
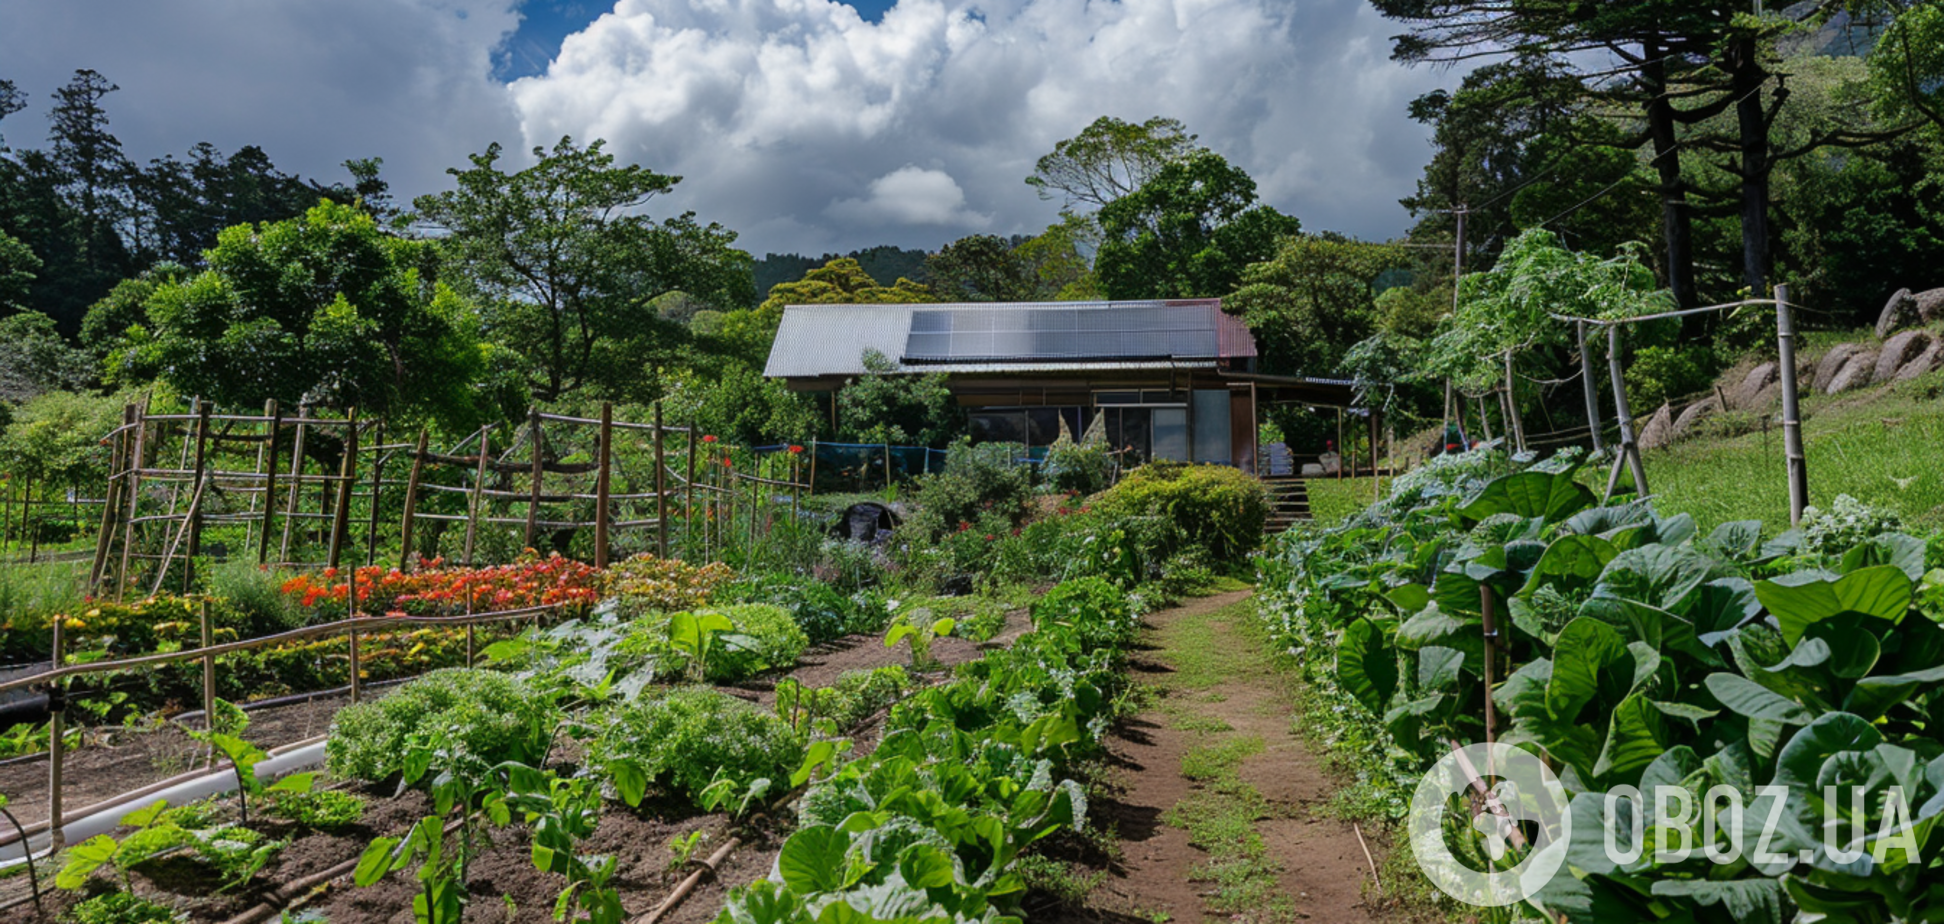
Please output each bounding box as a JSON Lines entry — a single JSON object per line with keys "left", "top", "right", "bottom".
{"left": 1301, "top": 462, "right": 1326, "bottom": 477}
{"left": 1917, "top": 287, "right": 1944, "bottom": 323}
{"left": 1814, "top": 343, "right": 1868, "bottom": 393}
{"left": 1670, "top": 397, "right": 1719, "bottom": 440}
{"left": 1894, "top": 340, "right": 1944, "bottom": 382}
{"left": 1876, "top": 330, "right": 1936, "bottom": 382}
{"left": 1728, "top": 362, "right": 1778, "bottom": 409}
{"left": 1637, "top": 403, "right": 1676, "bottom": 450}
{"left": 1877, "top": 288, "right": 1919, "bottom": 338}
{"left": 832, "top": 502, "right": 900, "bottom": 543}
{"left": 1825, "top": 350, "right": 1878, "bottom": 394}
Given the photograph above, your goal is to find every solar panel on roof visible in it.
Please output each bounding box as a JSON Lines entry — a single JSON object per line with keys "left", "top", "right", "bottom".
{"left": 902, "top": 305, "right": 1221, "bottom": 363}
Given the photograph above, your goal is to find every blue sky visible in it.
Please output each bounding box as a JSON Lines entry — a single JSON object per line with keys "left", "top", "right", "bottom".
{"left": 0, "top": 0, "right": 1455, "bottom": 256}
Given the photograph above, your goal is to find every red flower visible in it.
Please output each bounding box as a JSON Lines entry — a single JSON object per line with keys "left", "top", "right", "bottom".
{"left": 984, "top": 534, "right": 995, "bottom": 542}
{"left": 702, "top": 434, "right": 718, "bottom": 443}
{"left": 788, "top": 445, "right": 804, "bottom": 454}
{"left": 722, "top": 457, "right": 734, "bottom": 468}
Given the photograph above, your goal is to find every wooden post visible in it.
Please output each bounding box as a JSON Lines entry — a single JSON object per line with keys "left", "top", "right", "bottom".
{"left": 89, "top": 405, "right": 135, "bottom": 592}
{"left": 278, "top": 404, "right": 309, "bottom": 566}
{"left": 257, "top": 401, "right": 282, "bottom": 565}
{"left": 347, "top": 617, "right": 361, "bottom": 704}
{"left": 464, "top": 427, "right": 491, "bottom": 566}
{"left": 1476, "top": 394, "right": 1494, "bottom": 445}
{"left": 1479, "top": 585, "right": 1499, "bottom": 745}
{"left": 46, "top": 617, "right": 65, "bottom": 851}
{"left": 525, "top": 407, "right": 543, "bottom": 549}
{"left": 182, "top": 403, "right": 212, "bottom": 593}
{"left": 24, "top": 477, "right": 38, "bottom": 564}
{"left": 884, "top": 443, "right": 893, "bottom": 492}
{"left": 199, "top": 599, "right": 216, "bottom": 734}
{"left": 1369, "top": 410, "right": 1382, "bottom": 503}
{"left": 1577, "top": 322, "right": 1604, "bottom": 453}
{"left": 685, "top": 424, "right": 698, "bottom": 559}
{"left": 807, "top": 439, "right": 817, "bottom": 496}
{"left": 118, "top": 407, "right": 149, "bottom": 600}
{"left": 1335, "top": 408, "right": 1344, "bottom": 479}
{"left": 398, "top": 428, "right": 431, "bottom": 570}
{"left": 652, "top": 403, "right": 668, "bottom": 560}
{"left": 327, "top": 409, "right": 359, "bottom": 570}
{"left": 364, "top": 421, "right": 386, "bottom": 567}
{"left": 1605, "top": 326, "right": 1650, "bottom": 499}
{"left": 596, "top": 402, "right": 613, "bottom": 568}
{"left": 1775, "top": 285, "right": 1809, "bottom": 525}
{"left": 242, "top": 399, "right": 273, "bottom": 556}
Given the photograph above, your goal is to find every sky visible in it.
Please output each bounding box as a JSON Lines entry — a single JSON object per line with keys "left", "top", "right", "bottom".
{"left": 0, "top": 0, "right": 1457, "bottom": 258}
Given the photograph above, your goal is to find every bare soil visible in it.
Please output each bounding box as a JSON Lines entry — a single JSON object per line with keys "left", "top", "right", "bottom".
{"left": 1050, "top": 590, "right": 1390, "bottom": 924}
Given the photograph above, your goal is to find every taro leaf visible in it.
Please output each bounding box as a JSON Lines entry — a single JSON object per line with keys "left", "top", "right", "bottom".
{"left": 1638, "top": 746, "right": 1706, "bottom": 799}
{"left": 1386, "top": 583, "right": 1431, "bottom": 614}
{"left": 1456, "top": 468, "right": 1597, "bottom": 525}
{"left": 1529, "top": 860, "right": 1655, "bottom": 923}
{"left": 1336, "top": 618, "right": 1398, "bottom": 718}
{"left": 1433, "top": 569, "right": 1483, "bottom": 616}
{"left": 1802, "top": 616, "right": 1881, "bottom": 679}
{"left": 1592, "top": 693, "right": 1667, "bottom": 782}
{"left": 1704, "top": 520, "right": 1766, "bottom": 561}
{"left": 1705, "top": 673, "right": 1815, "bottom": 725}
{"left": 1559, "top": 497, "right": 1656, "bottom": 538}
{"left": 897, "top": 843, "right": 956, "bottom": 889}
{"left": 1495, "top": 659, "right": 1553, "bottom": 720}
{"left": 1772, "top": 713, "right": 1884, "bottom": 790}
{"left": 1840, "top": 533, "right": 1927, "bottom": 581}
{"left": 777, "top": 825, "right": 851, "bottom": 894}
{"left": 1649, "top": 878, "right": 1785, "bottom": 924}
{"left": 1729, "top": 625, "right": 1835, "bottom": 711}
{"left": 1893, "top": 612, "right": 1944, "bottom": 673}
{"left": 1650, "top": 699, "right": 1718, "bottom": 724}
{"left": 1759, "top": 528, "right": 1805, "bottom": 561}
{"left": 1756, "top": 565, "right": 1914, "bottom": 645}
{"left": 1692, "top": 578, "right": 1763, "bottom": 649}
{"left": 1765, "top": 637, "right": 1832, "bottom": 672}
{"left": 1594, "top": 545, "right": 1714, "bottom": 614}
{"left": 1517, "top": 534, "right": 1618, "bottom": 600}
{"left": 1784, "top": 876, "right": 1896, "bottom": 921}
{"left": 1417, "top": 645, "right": 1464, "bottom": 691}
{"left": 1383, "top": 694, "right": 1445, "bottom": 727}
{"left": 1841, "top": 663, "right": 1944, "bottom": 722}
{"left": 1548, "top": 617, "right": 1629, "bottom": 722}
{"left": 1397, "top": 605, "right": 1481, "bottom": 667}
{"left": 1561, "top": 791, "right": 1630, "bottom": 878}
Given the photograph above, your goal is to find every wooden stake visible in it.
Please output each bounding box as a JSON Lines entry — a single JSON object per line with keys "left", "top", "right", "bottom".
{"left": 464, "top": 428, "right": 491, "bottom": 566}
{"left": 1775, "top": 284, "right": 1809, "bottom": 525}
{"left": 257, "top": 401, "right": 282, "bottom": 565}
{"left": 652, "top": 402, "right": 667, "bottom": 560}
{"left": 1605, "top": 326, "right": 1649, "bottom": 498}
{"left": 327, "top": 409, "right": 359, "bottom": 570}
{"left": 89, "top": 405, "right": 135, "bottom": 592}
{"left": 685, "top": 423, "right": 697, "bottom": 559}
{"left": 398, "top": 428, "right": 431, "bottom": 570}
{"left": 807, "top": 439, "right": 817, "bottom": 497}
{"left": 47, "top": 617, "right": 66, "bottom": 852}
{"left": 183, "top": 402, "right": 212, "bottom": 593}
{"left": 347, "top": 617, "right": 361, "bottom": 704}
{"left": 364, "top": 421, "right": 386, "bottom": 567}
{"left": 1480, "top": 585, "right": 1499, "bottom": 745}
{"left": 118, "top": 407, "right": 149, "bottom": 600}
{"left": 1577, "top": 322, "right": 1604, "bottom": 453}
{"left": 596, "top": 402, "right": 613, "bottom": 568}
{"left": 243, "top": 399, "right": 274, "bottom": 556}
{"left": 199, "top": 599, "right": 216, "bottom": 735}
{"left": 279, "top": 404, "right": 309, "bottom": 567}
{"left": 525, "top": 407, "right": 543, "bottom": 549}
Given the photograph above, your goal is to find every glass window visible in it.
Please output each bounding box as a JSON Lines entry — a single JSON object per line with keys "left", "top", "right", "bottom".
{"left": 1192, "top": 390, "right": 1231, "bottom": 464}
{"left": 1152, "top": 408, "right": 1188, "bottom": 461}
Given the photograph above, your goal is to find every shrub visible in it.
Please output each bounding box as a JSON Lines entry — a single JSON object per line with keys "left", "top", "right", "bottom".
{"left": 1623, "top": 344, "right": 1718, "bottom": 411}
{"left": 325, "top": 668, "right": 555, "bottom": 783}
{"left": 903, "top": 441, "right": 1033, "bottom": 540}
{"left": 1042, "top": 438, "right": 1112, "bottom": 495}
{"left": 1800, "top": 494, "right": 1905, "bottom": 557}
{"left": 1091, "top": 462, "right": 1268, "bottom": 564}
{"left": 706, "top": 604, "right": 809, "bottom": 680}
{"left": 818, "top": 666, "right": 911, "bottom": 728}
{"left": 607, "top": 554, "right": 735, "bottom": 615}
{"left": 588, "top": 686, "right": 803, "bottom": 805}
{"left": 0, "top": 560, "right": 84, "bottom": 659}
{"left": 206, "top": 560, "right": 306, "bottom": 636}
{"left": 1030, "top": 577, "right": 1137, "bottom": 652}
{"left": 719, "top": 572, "right": 874, "bottom": 644}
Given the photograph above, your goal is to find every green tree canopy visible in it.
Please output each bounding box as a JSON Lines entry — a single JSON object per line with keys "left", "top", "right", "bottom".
{"left": 413, "top": 137, "right": 753, "bottom": 403}
{"left": 0, "top": 388, "right": 127, "bottom": 490}
{"left": 835, "top": 349, "right": 964, "bottom": 447}
{"left": 0, "top": 310, "right": 90, "bottom": 404}
{"left": 1094, "top": 151, "right": 1300, "bottom": 299}
{"left": 1026, "top": 116, "right": 1204, "bottom": 210}
{"left": 714, "top": 257, "right": 933, "bottom": 365}
{"left": 117, "top": 200, "right": 502, "bottom": 428}
{"left": 1225, "top": 235, "right": 1409, "bottom": 378}
{"left": 923, "top": 235, "right": 1040, "bottom": 302}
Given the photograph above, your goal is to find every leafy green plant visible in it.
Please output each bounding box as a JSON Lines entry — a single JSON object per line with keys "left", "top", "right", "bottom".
{"left": 325, "top": 668, "right": 555, "bottom": 783}
{"left": 263, "top": 787, "right": 365, "bottom": 830}
{"left": 355, "top": 816, "right": 465, "bottom": 924}
{"left": 64, "top": 892, "right": 182, "bottom": 924}
{"left": 666, "top": 830, "right": 707, "bottom": 877}
{"left": 587, "top": 686, "right": 803, "bottom": 807}
{"left": 57, "top": 800, "right": 284, "bottom": 894}
{"left": 493, "top": 762, "right": 624, "bottom": 924}
{"left": 186, "top": 700, "right": 267, "bottom": 823}
{"left": 1091, "top": 461, "right": 1268, "bottom": 564}
{"left": 885, "top": 612, "right": 956, "bottom": 670}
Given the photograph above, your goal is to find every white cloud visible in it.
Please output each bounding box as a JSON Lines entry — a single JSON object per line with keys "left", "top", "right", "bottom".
{"left": 511, "top": 0, "right": 1456, "bottom": 255}
{"left": 828, "top": 165, "right": 990, "bottom": 227}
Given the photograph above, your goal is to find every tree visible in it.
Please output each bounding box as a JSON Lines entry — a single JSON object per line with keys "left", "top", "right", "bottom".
{"left": 662, "top": 363, "right": 820, "bottom": 446}
{"left": 1026, "top": 116, "right": 1205, "bottom": 210}
{"left": 836, "top": 349, "right": 964, "bottom": 446}
{"left": 714, "top": 257, "right": 933, "bottom": 364}
{"left": 0, "top": 78, "right": 23, "bottom": 146}
{"left": 924, "top": 235, "right": 1040, "bottom": 302}
{"left": 125, "top": 201, "right": 502, "bottom": 428}
{"left": 0, "top": 311, "right": 91, "bottom": 404}
{"left": 1014, "top": 212, "right": 1104, "bottom": 300}
{"left": 0, "top": 389, "right": 128, "bottom": 496}
{"left": 128, "top": 142, "right": 345, "bottom": 267}
{"left": 1226, "top": 236, "right": 1408, "bottom": 378}
{"left": 413, "top": 137, "right": 753, "bottom": 403}
{"left": 1094, "top": 151, "right": 1300, "bottom": 299}
{"left": 0, "top": 230, "right": 39, "bottom": 312}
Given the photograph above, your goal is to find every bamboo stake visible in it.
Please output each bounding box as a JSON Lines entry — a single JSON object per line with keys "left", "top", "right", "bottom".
{"left": 525, "top": 407, "right": 543, "bottom": 549}
{"left": 46, "top": 618, "right": 65, "bottom": 852}
{"left": 364, "top": 421, "right": 386, "bottom": 567}
{"left": 327, "top": 409, "right": 359, "bottom": 570}
{"left": 1480, "top": 585, "right": 1500, "bottom": 744}
{"left": 118, "top": 407, "right": 149, "bottom": 600}
{"left": 243, "top": 399, "right": 274, "bottom": 555}
{"left": 1605, "top": 326, "right": 1649, "bottom": 498}
{"left": 200, "top": 599, "right": 216, "bottom": 735}
{"left": 596, "top": 403, "right": 613, "bottom": 568}
{"left": 1776, "top": 284, "right": 1808, "bottom": 525}
{"left": 278, "top": 404, "right": 309, "bottom": 566}
{"left": 653, "top": 403, "right": 667, "bottom": 559}
{"left": 151, "top": 474, "right": 210, "bottom": 598}
{"left": 464, "top": 428, "right": 491, "bottom": 566}
{"left": 398, "top": 428, "right": 431, "bottom": 570}
{"left": 257, "top": 401, "right": 282, "bottom": 565}
{"left": 1577, "top": 322, "right": 1604, "bottom": 453}
{"left": 25, "top": 476, "right": 38, "bottom": 564}
{"left": 88, "top": 405, "right": 134, "bottom": 592}
{"left": 183, "top": 403, "right": 212, "bottom": 593}
{"left": 685, "top": 424, "right": 697, "bottom": 560}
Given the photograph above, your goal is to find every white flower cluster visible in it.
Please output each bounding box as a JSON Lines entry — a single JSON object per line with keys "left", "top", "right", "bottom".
{"left": 1799, "top": 493, "right": 1905, "bottom": 556}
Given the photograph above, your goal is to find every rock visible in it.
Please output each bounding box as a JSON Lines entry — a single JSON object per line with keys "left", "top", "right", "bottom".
{"left": 1728, "top": 362, "right": 1778, "bottom": 409}
{"left": 1877, "top": 288, "right": 1919, "bottom": 338}
{"left": 1301, "top": 463, "right": 1326, "bottom": 477}
{"left": 833, "top": 502, "right": 900, "bottom": 543}
{"left": 1814, "top": 343, "right": 1868, "bottom": 393}
{"left": 1637, "top": 403, "right": 1676, "bottom": 450}
{"left": 1876, "top": 330, "right": 1935, "bottom": 382}
{"left": 1917, "top": 287, "right": 1944, "bottom": 323}
{"left": 1825, "top": 350, "right": 1878, "bottom": 394}
{"left": 1671, "top": 397, "right": 1719, "bottom": 440}
{"left": 1894, "top": 341, "right": 1944, "bottom": 382}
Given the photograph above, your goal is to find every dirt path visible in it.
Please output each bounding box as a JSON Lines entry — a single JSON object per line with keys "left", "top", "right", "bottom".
{"left": 1063, "top": 589, "right": 1385, "bottom": 924}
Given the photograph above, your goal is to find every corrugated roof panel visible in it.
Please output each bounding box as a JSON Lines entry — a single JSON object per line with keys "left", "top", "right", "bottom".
{"left": 762, "top": 305, "right": 915, "bottom": 377}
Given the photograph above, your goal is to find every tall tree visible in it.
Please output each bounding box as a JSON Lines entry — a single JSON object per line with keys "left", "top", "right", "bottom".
{"left": 1225, "top": 235, "right": 1408, "bottom": 378}
{"left": 414, "top": 137, "right": 752, "bottom": 403}
{"left": 1026, "top": 116, "right": 1205, "bottom": 210}
{"left": 1094, "top": 151, "right": 1300, "bottom": 299}
{"left": 924, "top": 235, "right": 1041, "bottom": 302}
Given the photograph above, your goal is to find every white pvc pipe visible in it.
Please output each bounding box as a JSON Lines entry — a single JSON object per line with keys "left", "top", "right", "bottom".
{"left": 0, "top": 739, "right": 328, "bottom": 866}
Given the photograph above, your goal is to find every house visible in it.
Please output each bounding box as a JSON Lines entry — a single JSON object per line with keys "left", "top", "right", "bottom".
{"left": 761, "top": 299, "right": 1359, "bottom": 474}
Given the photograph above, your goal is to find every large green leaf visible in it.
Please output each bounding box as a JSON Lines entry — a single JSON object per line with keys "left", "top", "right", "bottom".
{"left": 1548, "top": 617, "right": 1629, "bottom": 722}
{"left": 1592, "top": 693, "right": 1667, "bottom": 782}
{"left": 778, "top": 825, "right": 851, "bottom": 894}
{"left": 1417, "top": 645, "right": 1465, "bottom": 691}
{"left": 1840, "top": 533, "right": 1927, "bottom": 581}
{"left": 1649, "top": 879, "right": 1784, "bottom": 924}
{"left": 1691, "top": 578, "right": 1762, "bottom": 649}
{"left": 1705, "top": 673, "right": 1814, "bottom": 725}
{"left": 1756, "top": 565, "right": 1914, "bottom": 645}
{"left": 1457, "top": 468, "right": 1597, "bottom": 525}
{"left": 1518, "top": 534, "right": 1618, "bottom": 600}
{"left": 1801, "top": 615, "right": 1882, "bottom": 679}
{"left": 1703, "top": 520, "right": 1766, "bottom": 561}
{"left": 1336, "top": 618, "right": 1398, "bottom": 718}
{"left": 1593, "top": 545, "right": 1713, "bottom": 613}
{"left": 1773, "top": 713, "right": 1883, "bottom": 790}
{"left": 1841, "top": 663, "right": 1944, "bottom": 722}
{"left": 1558, "top": 497, "right": 1656, "bottom": 538}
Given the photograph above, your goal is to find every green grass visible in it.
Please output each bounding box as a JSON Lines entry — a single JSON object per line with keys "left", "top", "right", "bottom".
{"left": 1644, "top": 368, "right": 1944, "bottom": 532}
{"left": 1304, "top": 476, "right": 1388, "bottom": 528}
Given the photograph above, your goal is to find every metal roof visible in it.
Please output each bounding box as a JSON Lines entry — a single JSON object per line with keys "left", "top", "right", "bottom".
{"left": 763, "top": 299, "right": 1255, "bottom": 379}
